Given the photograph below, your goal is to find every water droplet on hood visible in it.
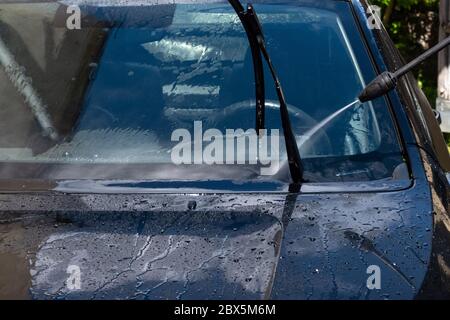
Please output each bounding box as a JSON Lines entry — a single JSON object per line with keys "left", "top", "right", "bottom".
{"left": 187, "top": 200, "right": 197, "bottom": 210}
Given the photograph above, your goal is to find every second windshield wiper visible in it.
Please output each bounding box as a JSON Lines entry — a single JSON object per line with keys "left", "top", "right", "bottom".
{"left": 229, "top": 0, "right": 304, "bottom": 189}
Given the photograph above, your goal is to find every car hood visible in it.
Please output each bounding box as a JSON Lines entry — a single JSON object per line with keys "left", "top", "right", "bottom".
{"left": 0, "top": 183, "right": 432, "bottom": 300}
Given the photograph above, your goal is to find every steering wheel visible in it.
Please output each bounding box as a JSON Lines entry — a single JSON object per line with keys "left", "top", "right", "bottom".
{"left": 163, "top": 99, "right": 334, "bottom": 158}
{"left": 217, "top": 99, "right": 315, "bottom": 124}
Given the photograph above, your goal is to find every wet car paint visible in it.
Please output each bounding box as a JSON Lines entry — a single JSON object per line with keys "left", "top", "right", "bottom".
{"left": 0, "top": 175, "right": 434, "bottom": 299}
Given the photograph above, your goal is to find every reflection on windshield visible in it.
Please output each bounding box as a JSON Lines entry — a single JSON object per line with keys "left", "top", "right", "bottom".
{"left": 0, "top": 1, "right": 405, "bottom": 184}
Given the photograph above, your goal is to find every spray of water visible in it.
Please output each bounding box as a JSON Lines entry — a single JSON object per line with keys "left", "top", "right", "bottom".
{"left": 297, "top": 99, "right": 361, "bottom": 147}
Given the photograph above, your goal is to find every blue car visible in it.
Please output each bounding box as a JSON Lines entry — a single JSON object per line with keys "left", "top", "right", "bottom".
{"left": 0, "top": 0, "right": 449, "bottom": 300}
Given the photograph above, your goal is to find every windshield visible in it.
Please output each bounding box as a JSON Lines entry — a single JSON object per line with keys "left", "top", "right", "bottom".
{"left": 0, "top": 0, "right": 406, "bottom": 189}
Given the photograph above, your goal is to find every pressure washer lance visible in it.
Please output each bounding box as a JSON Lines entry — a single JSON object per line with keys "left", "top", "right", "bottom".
{"left": 358, "top": 36, "right": 450, "bottom": 103}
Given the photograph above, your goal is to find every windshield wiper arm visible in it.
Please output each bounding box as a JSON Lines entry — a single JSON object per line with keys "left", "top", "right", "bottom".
{"left": 229, "top": 1, "right": 304, "bottom": 188}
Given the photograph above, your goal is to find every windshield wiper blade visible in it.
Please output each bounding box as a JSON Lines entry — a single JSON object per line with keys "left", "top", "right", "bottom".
{"left": 229, "top": 1, "right": 304, "bottom": 189}
{"left": 229, "top": 0, "right": 265, "bottom": 133}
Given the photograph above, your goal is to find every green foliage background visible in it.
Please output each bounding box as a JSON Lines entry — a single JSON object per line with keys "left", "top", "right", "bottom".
{"left": 369, "top": 0, "right": 450, "bottom": 145}
{"left": 371, "top": 0, "right": 439, "bottom": 103}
